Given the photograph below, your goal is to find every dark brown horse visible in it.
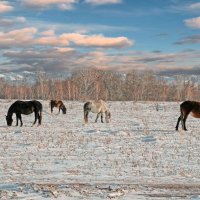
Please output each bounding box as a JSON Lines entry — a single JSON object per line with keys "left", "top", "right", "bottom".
{"left": 176, "top": 100, "right": 200, "bottom": 131}
{"left": 6, "top": 100, "right": 42, "bottom": 126}
{"left": 50, "top": 100, "right": 66, "bottom": 114}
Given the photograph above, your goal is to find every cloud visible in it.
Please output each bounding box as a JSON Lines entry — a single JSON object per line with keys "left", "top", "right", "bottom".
{"left": 0, "top": 16, "right": 26, "bottom": 27}
{"left": 36, "top": 36, "right": 70, "bottom": 46}
{"left": 2, "top": 48, "right": 81, "bottom": 73}
{"left": 1, "top": 48, "right": 200, "bottom": 74}
{"left": 21, "top": 0, "right": 77, "bottom": 10}
{"left": 0, "top": 1, "right": 13, "bottom": 13}
{"left": 21, "top": 0, "right": 122, "bottom": 10}
{"left": 0, "top": 26, "right": 132, "bottom": 49}
{"left": 175, "top": 34, "right": 200, "bottom": 45}
{"left": 85, "top": 0, "right": 122, "bottom": 6}
{"left": 189, "top": 2, "right": 200, "bottom": 10}
{"left": 16, "top": 17, "right": 26, "bottom": 23}
{"left": 185, "top": 16, "right": 200, "bottom": 29}
{"left": 58, "top": 3, "right": 74, "bottom": 10}
{"left": 36, "top": 32, "right": 133, "bottom": 48}
{"left": 61, "top": 33, "right": 133, "bottom": 48}
{"left": 55, "top": 47, "right": 75, "bottom": 53}
{"left": 0, "top": 27, "right": 37, "bottom": 48}
{"left": 40, "top": 30, "right": 55, "bottom": 36}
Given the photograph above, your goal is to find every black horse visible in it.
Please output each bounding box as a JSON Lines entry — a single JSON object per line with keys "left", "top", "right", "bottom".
{"left": 6, "top": 100, "right": 43, "bottom": 126}
{"left": 50, "top": 100, "right": 66, "bottom": 114}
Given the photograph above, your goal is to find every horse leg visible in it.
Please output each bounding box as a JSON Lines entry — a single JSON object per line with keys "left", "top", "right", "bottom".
{"left": 95, "top": 113, "right": 101, "bottom": 123}
{"left": 180, "top": 111, "right": 189, "bottom": 131}
{"left": 38, "top": 111, "right": 42, "bottom": 125}
{"left": 32, "top": 111, "right": 38, "bottom": 126}
{"left": 51, "top": 105, "right": 53, "bottom": 113}
{"left": 18, "top": 114, "right": 23, "bottom": 127}
{"left": 16, "top": 114, "right": 19, "bottom": 126}
{"left": 175, "top": 116, "right": 181, "bottom": 131}
{"left": 101, "top": 113, "right": 104, "bottom": 123}
{"left": 182, "top": 115, "right": 188, "bottom": 131}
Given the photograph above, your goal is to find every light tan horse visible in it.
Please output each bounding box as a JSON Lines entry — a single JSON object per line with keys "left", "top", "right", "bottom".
{"left": 83, "top": 100, "right": 111, "bottom": 123}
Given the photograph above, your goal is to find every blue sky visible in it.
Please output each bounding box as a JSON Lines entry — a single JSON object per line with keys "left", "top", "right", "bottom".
{"left": 0, "top": 0, "right": 200, "bottom": 75}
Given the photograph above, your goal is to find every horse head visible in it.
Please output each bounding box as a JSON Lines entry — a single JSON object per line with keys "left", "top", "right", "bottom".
{"left": 6, "top": 115, "right": 13, "bottom": 126}
{"left": 61, "top": 105, "right": 66, "bottom": 114}
{"left": 105, "top": 110, "right": 111, "bottom": 123}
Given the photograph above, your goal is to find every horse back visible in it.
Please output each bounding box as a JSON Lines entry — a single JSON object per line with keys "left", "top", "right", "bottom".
{"left": 95, "top": 100, "right": 108, "bottom": 112}
{"left": 9, "top": 100, "right": 42, "bottom": 115}
{"left": 31, "top": 100, "right": 43, "bottom": 111}
{"left": 50, "top": 100, "right": 63, "bottom": 107}
{"left": 84, "top": 100, "right": 108, "bottom": 113}
{"left": 181, "top": 101, "right": 200, "bottom": 116}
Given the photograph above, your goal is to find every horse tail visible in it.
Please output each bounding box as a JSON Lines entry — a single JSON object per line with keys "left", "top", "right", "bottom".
{"left": 84, "top": 102, "right": 91, "bottom": 123}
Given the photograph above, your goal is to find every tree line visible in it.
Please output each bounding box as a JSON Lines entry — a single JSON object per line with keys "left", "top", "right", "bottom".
{"left": 0, "top": 69, "right": 200, "bottom": 101}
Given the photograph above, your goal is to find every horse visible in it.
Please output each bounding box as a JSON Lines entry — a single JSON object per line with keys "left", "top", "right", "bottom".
{"left": 6, "top": 100, "right": 42, "bottom": 127}
{"left": 50, "top": 100, "right": 66, "bottom": 114}
{"left": 176, "top": 100, "right": 200, "bottom": 131}
{"left": 83, "top": 100, "right": 111, "bottom": 123}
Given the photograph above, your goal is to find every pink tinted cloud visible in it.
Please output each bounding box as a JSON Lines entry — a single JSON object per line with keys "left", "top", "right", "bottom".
{"left": 0, "top": 1, "right": 13, "bottom": 13}
{"left": 36, "top": 36, "right": 70, "bottom": 46}
{"left": 55, "top": 47, "right": 75, "bottom": 53}
{"left": 40, "top": 30, "right": 55, "bottom": 36}
{"left": 185, "top": 16, "right": 200, "bottom": 29}
{"left": 0, "top": 26, "right": 132, "bottom": 49}
{"left": 35, "top": 32, "right": 132, "bottom": 48}
{"left": 0, "top": 27, "right": 37, "bottom": 47}
{"left": 61, "top": 33, "right": 133, "bottom": 48}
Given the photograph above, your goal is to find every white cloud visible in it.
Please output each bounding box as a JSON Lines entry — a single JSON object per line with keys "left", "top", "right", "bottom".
{"left": 185, "top": 16, "right": 200, "bottom": 29}
{"left": 58, "top": 3, "right": 74, "bottom": 10}
{"left": 0, "top": 1, "right": 13, "bottom": 13}
{"left": 16, "top": 17, "right": 26, "bottom": 23}
{"left": 85, "top": 0, "right": 122, "bottom": 6}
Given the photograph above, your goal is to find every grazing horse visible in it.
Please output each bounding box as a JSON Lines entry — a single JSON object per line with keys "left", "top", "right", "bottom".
{"left": 84, "top": 100, "right": 111, "bottom": 123}
{"left": 6, "top": 100, "right": 42, "bottom": 127}
{"left": 176, "top": 100, "right": 200, "bottom": 131}
{"left": 50, "top": 100, "right": 66, "bottom": 114}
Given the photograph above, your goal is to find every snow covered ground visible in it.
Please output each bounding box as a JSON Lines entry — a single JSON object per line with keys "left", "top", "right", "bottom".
{"left": 0, "top": 100, "right": 200, "bottom": 199}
